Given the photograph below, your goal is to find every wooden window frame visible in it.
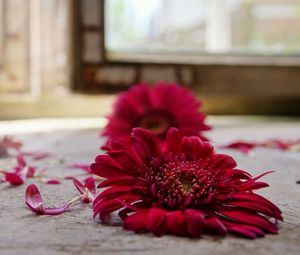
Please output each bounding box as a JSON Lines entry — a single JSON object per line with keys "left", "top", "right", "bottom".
{"left": 102, "top": 0, "right": 300, "bottom": 67}
{"left": 73, "top": 0, "right": 300, "bottom": 116}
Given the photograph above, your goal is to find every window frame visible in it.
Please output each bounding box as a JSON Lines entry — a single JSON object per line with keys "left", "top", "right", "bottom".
{"left": 102, "top": 0, "right": 300, "bottom": 67}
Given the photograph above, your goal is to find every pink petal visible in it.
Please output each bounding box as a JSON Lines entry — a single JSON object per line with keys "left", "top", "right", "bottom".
{"left": 73, "top": 178, "right": 85, "bottom": 194}
{"left": 22, "top": 151, "right": 51, "bottom": 160}
{"left": 16, "top": 154, "right": 26, "bottom": 168}
{"left": 72, "top": 177, "right": 96, "bottom": 203}
{"left": 221, "top": 141, "right": 257, "bottom": 154}
{"left": 84, "top": 177, "right": 96, "bottom": 195}
{"left": 25, "top": 184, "right": 44, "bottom": 214}
{"left": 25, "top": 184, "right": 72, "bottom": 215}
{"left": 68, "top": 163, "right": 91, "bottom": 174}
{"left": 5, "top": 172, "right": 25, "bottom": 186}
{"left": 46, "top": 179, "right": 61, "bottom": 185}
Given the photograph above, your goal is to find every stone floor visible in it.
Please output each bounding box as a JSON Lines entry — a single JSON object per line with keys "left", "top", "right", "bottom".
{"left": 0, "top": 118, "right": 299, "bottom": 255}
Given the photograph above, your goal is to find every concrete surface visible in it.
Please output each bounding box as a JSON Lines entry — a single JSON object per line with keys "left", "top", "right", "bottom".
{"left": 0, "top": 118, "right": 299, "bottom": 255}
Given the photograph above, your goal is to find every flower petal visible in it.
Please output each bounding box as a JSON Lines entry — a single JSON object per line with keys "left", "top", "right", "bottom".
{"left": 5, "top": 172, "right": 24, "bottom": 186}
{"left": 146, "top": 208, "right": 167, "bottom": 236}
{"left": 25, "top": 184, "right": 44, "bottom": 214}
{"left": 25, "top": 184, "right": 74, "bottom": 215}
{"left": 46, "top": 179, "right": 61, "bottom": 185}
{"left": 166, "top": 128, "right": 182, "bottom": 154}
{"left": 166, "top": 210, "right": 186, "bottom": 236}
{"left": 124, "top": 210, "right": 149, "bottom": 233}
{"left": 184, "top": 209, "right": 205, "bottom": 238}
{"left": 131, "top": 128, "right": 161, "bottom": 162}
{"left": 68, "top": 163, "right": 91, "bottom": 174}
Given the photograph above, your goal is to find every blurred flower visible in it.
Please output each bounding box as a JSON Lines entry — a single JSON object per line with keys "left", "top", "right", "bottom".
{"left": 102, "top": 83, "right": 210, "bottom": 144}
{"left": 92, "top": 128, "right": 282, "bottom": 238}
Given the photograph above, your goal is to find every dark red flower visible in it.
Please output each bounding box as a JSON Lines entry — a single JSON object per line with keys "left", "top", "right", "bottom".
{"left": 102, "top": 83, "right": 210, "bottom": 143}
{"left": 0, "top": 136, "right": 22, "bottom": 157}
{"left": 91, "top": 128, "right": 282, "bottom": 238}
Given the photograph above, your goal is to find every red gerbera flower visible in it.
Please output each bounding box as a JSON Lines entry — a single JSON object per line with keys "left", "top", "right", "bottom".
{"left": 102, "top": 83, "right": 211, "bottom": 143}
{"left": 91, "top": 128, "right": 282, "bottom": 239}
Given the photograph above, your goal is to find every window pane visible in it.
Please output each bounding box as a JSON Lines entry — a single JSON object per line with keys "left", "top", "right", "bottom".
{"left": 105, "top": 0, "right": 300, "bottom": 57}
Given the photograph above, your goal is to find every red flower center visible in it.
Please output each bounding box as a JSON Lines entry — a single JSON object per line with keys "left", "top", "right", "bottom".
{"left": 138, "top": 112, "right": 172, "bottom": 136}
{"left": 149, "top": 159, "right": 216, "bottom": 209}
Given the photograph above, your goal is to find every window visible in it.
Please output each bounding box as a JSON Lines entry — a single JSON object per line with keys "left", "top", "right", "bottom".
{"left": 105, "top": 0, "right": 300, "bottom": 64}
{"left": 0, "top": 0, "right": 3, "bottom": 65}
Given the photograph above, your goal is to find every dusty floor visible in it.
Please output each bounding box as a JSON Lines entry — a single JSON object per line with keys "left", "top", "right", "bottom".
{"left": 0, "top": 118, "right": 299, "bottom": 255}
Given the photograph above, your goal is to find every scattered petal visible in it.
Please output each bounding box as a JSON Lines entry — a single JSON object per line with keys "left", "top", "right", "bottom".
{"left": 0, "top": 136, "right": 22, "bottom": 157}
{"left": 21, "top": 151, "right": 51, "bottom": 160}
{"left": 46, "top": 179, "right": 62, "bottom": 185}
{"left": 25, "top": 184, "right": 80, "bottom": 215}
{"left": 68, "top": 164, "right": 91, "bottom": 174}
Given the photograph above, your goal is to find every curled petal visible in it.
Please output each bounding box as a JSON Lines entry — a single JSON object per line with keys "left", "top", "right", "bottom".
{"left": 72, "top": 177, "right": 96, "bottom": 203}
{"left": 25, "top": 184, "right": 76, "bottom": 215}
{"left": 25, "top": 184, "right": 45, "bottom": 214}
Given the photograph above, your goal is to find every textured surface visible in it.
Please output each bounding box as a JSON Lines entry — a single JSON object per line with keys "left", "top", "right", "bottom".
{"left": 0, "top": 118, "right": 300, "bottom": 255}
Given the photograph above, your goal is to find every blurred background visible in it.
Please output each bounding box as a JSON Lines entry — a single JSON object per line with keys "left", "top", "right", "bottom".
{"left": 0, "top": 0, "right": 300, "bottom": 120}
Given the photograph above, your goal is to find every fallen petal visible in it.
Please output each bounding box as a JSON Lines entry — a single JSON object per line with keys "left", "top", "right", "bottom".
{"left": 25, "top": 184, "right": 44, "bottom": 214}
{"left": 22, "top": 151, "right": 51, "bottom": 160}
{"left": 46, "top": 179, "right": 61, "bottom": 185}
{"left": 221, "top": 141, "right": 257, "bottom": 154}
{"left": 68, "top": 164, "right": 91, "bottom": 174}
{"left": 25, "top": 184, "right": 77, "bottom": 215}
{"left": 5, "top": 172, "right": 25, "bottom": 186}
